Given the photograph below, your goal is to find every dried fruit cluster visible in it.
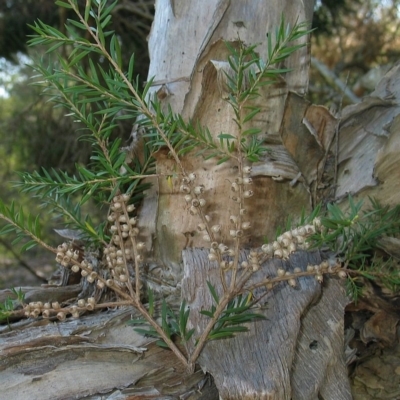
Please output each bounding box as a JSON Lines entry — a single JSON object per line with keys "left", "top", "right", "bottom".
{"left": 261, "top": 219, "right": 322, "bottom": 259}
{"left": 23, "top": 297, "right": 97, "bottom": 321}
{"left": 104, "top": 193, "right": 145, "bottom": 290}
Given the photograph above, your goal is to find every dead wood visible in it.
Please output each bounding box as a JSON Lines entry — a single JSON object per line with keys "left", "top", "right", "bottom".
{"left": 0, "top": 306, "right": 218, "bottom": 400}
{"left": 182, "top": 248, "right": 351, "bottom": 400}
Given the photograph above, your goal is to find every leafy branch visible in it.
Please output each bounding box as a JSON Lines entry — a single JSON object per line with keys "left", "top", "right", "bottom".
{"left": 0, "top": 0, "right": 322, "bottom": 375}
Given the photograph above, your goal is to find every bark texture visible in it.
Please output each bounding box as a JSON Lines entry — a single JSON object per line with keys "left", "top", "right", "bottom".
{"left": 182, "top": 249, "right": 351, "bottom": 400}
{"left": 1, "top": 1, "right": 400, "bottom": 399}
{"left": 139, "top": 0, "right": 315, "bottom": 273}
{"left": 0, "top": 287, "right": 218, "bottom": 400}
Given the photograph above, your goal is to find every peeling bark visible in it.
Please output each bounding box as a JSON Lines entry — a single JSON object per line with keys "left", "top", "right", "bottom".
{"left": 2, "top": 2, "right": 400, "bottom": 400}
{"left": 182, "top": 249, "right": 351, "bottom": 400}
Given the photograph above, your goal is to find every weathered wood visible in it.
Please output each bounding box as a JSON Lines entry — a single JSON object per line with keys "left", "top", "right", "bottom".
{"left": 0, "top": 307, "right": 218, "bottom": 400}
{"left": 336, "top": 62, "right": 400, "bottom": 205}
{"left": 140, "top": 0, "right": 316, "bottom": 270}
{"left": 182, "top": 248, "right": 351, "bottom": 400}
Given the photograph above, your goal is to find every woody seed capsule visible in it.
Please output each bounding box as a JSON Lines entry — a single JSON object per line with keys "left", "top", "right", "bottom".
{"left": 57, "top": 312, "right": 66, "bottom": 321}
{"left": 242, "top": 222, "right": 251, "bottom": 230}
{"left": 261, "top": 243, "right": 274, "bottom": 255}
{"left": 288, "top": 242, "right": 297, "bottom": 253}
{"left": 288, "top": 278, "right": 297, "bottom": 287}
{"left": 231, "top": 182, "right": 239, "bottom": 192}
{"left": 272, "top": 241, "right": 281, "bottom": 250}
{"left": 189, "top": 173, "right": 196, "bottom": 181}
{"left": 211, "top": 225, "right": 221, "bottom": 233}
{"left": 208, "top": 253, "right": 217, "bottom": 261}
{"left": 77, "top": 299, "right": 86, "bottom": 307}
{"left": 71, "top": 265, "right": 80, "bottom": 273}
{"left": 227, "top": 248, "right": 235, "bottom": 256}
{"left": 128, "top": 217, "right": 137, "bottom": 225}
{"left": 180, "top": 185, "right": 191, "bottom": 193}
{"left": 277, "top": 268, "right": 285, "bottom": 277}
{"left": 126, "top": 204, "right": 135, "bottom": 212}
{"left": 122, "top": 193, "right": 130, "bottom": 202}
{"left": 274, "top": 249, "right": 283, "bottom": 258}
{"left": 338, "top": 270, "right": 347, "bottom": 279}
{"left": 184, "top": 195, "right": 192, "bottom": 203}
{"left": 97, "top": 281, "right": 105, "bottom": 289}
{"left": 229, "top": 215, "right": 238, "bottom": 224}
{"left": 194, "top": 185, "right": 205, "bottom": 194}
{"left": 137, "top": 242, "right": 145, "bottom": 250}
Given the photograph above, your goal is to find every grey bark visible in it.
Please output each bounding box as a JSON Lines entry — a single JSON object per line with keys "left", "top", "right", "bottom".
{"left": 182, "top": 249, "right": 351, "bottom": 400}
{"left": 2, "top": 2, "right": 400, "bottom": 400}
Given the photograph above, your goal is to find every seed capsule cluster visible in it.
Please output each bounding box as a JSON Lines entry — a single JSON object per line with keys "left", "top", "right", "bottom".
{"left": 105, "top": 193, "right": 145, "bottom": 286}
{"left": 181, "top": 174, "right": 208, "bottom": 218}
{"left": 263, "top": 258, "right": 346, "bottom": 292}
{"left": 261, "top": 219, "right": 322, "bottom": 259}
{"left": 229, "top": 166, "right": 252, "bottom": 237}
{"left": 208, "top": 242, "right": 237, "bottom": 270}
{"left": 181, "top": 174, "right": 214, "bottom": 242}
{"left": 55, "top": 242, "right": 98, "bottom": 282}
{"left": 23, "top": 297, "right": 97, "bottom": 320}
{"left": 306, "top": 259, "right": 346, "bottom": 282}
{"left": 55, "top": 242, "right": 81, "bottom": 267}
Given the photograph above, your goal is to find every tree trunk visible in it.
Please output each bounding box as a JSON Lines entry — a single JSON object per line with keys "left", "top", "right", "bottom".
{"left": 139, "top": 0, "right": 315, "bottom": 273}
{"left": 2, "top": 1, "right": 400, "bottom": 399}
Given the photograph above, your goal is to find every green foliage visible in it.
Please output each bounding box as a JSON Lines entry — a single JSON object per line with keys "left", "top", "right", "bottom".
{"left": 147, "top": 18, "right": 313, "bottom": 164}
{"left": 0, "top": 287, "right": 25, "bottom": 323}
{"left": 15, "top": 0, "right": 157, "bottom": 245}
{"left": 309, "top": 196, "right": 400, "bottom": 301}
{"left": 0, "top": 0, "right": 316, "bottom": 369}
{"left": 0, "top": 198, "right": 45, "bottom": 252}
{"left": 129, "top": 283, "right": 264, "bottom": 347}
{"left": 128, "top": 289, "right": 194, "bottom": 348}
{"left": 6, "top": 1, "right": 313, "bottom": 249}
{"left": 199, "top": 282, "right": 265, "bottom": 341}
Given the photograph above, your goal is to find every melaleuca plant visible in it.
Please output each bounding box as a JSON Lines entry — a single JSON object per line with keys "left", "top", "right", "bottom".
{"left": 1, "top": 0, "right": 398, "bottom": 373}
